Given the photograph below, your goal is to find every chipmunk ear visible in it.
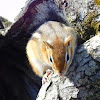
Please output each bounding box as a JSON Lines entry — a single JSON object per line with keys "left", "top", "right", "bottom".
{"left": 43, "top": 41, "right": 53, "bottom": 49}
{"left": 64, "top": 36, "right": 71, "bottom": 45}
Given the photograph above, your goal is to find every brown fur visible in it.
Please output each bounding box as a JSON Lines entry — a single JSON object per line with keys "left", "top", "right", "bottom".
{"left": 52, "top": 35, "right": 66, "bottom": 72}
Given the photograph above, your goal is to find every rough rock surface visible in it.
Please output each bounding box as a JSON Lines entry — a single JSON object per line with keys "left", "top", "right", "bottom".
{"left": 66, "top": 0, "right": 100, "bottom": 22}
{"left": 37, "top": 34, "right": 100, "bottom": 100}
{"left": 68, "top": 34, "right": 100, "bottom": 100}
{"left": 37, "top": 72, "right": 79, "bottom": 100}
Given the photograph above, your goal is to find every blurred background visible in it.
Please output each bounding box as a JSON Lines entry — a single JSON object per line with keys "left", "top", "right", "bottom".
{"left": 0, "top": 0, "right": 27, "bottom": 22}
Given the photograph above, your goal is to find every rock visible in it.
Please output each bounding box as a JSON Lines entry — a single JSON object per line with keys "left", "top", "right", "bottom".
{"left": 90, "top": 75, "right": 100, "bottom": 81}
{"left": 97, "top": 71, "right": 100, "bottom": 76}
{"left": 87, "top": 34, "right": 100, "bottom": 62}
{"left": 0, "top": 19, "right": 4, "bottom": 29}
{"left": 77, "top": 34, "right": 100, "bottom": 63}
{"left": 89, "top": 60, "right": 96, "bottom": 67}
{"left": 0, "top": 16, "right": 12, "bottom": 36}
{"left": 77, "top": 45, "right": 85, "bottom": 53}
{"left": 66, "top": 0, "right": 100, "bottom": 22}
{"left": 36, "top": 72, "right": 79, "bottom": 100}
{"left": 79, "top": 56, "right": 91, "bottom": 67}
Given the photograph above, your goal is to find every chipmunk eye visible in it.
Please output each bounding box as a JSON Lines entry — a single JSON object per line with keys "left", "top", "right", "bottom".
{"left": 66, "top": 53, "right": 69, "bottom": 62}
{"left": 50, "top": 56, "right": 53, "bottom": 63}
{"left": 67, "top": 54, "right": 69, "bottom": 61}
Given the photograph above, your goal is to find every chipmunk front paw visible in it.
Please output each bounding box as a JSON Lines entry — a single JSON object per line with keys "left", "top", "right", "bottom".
{"left": 42, "top": 69, "right": 53, "bottom": 84}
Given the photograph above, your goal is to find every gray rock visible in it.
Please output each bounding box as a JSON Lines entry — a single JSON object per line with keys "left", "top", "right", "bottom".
{"left": 77, "top": 45, "right": 85, "bottom": 53}
{"left": 90, "top": 75, "right": 100, "bottom": 81}
{"left": 89, "top": 60, "right": 96, "bottom": 67}
{"left": 37, "top": 72, "right": 79, "bottom": 100}
{"left": 79, "top": 56, "right": 92, "bottom": 67}
{"left": 66, "top": 0, "right": 100, "bottom": 22}
{"left": 88, "top": 34, "right": 100, "bottom": 62}
{"left": 97, "top": 71, "right": 100, "bottom": 76}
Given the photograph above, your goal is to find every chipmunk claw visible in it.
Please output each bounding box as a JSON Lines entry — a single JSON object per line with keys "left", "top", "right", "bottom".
{"left": 42, "top": 69, "right": 53, "bottom": 84}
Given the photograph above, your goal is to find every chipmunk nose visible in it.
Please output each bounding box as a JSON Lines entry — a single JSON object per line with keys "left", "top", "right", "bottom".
{"left": 59, "top": 71, "right": 64, "bottom": 76}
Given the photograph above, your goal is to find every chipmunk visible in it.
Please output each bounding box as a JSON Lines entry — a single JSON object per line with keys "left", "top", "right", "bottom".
{"left": 26, "top": 21, "right": 76, "bottom": 77}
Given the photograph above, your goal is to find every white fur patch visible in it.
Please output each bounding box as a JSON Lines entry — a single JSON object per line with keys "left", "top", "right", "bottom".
{"left": 64, "top": 36, "right": 71, "bottom": 43}
{"left": 31, "top": 57, "right": 51, "bottom": 76}
{"left": 47, "top": 40, "right": 52, "bottom": 45}
{"left": 33, "top": 32, "right": 41, "bottom": 39}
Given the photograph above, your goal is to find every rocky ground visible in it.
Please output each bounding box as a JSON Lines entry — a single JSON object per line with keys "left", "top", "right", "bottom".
{"left": 66, "top": 0, "right": 100, "bottom": 22}
{"left": 66, "top": 0, "right": 100, "bottom": 45}
{"left": 0, "top": 16, "right": 12, "bottom": 36}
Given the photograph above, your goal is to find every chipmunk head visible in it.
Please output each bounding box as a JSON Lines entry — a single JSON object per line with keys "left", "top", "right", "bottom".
{"left": 43, "top": 35, "right": 72, "bottom": 76}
